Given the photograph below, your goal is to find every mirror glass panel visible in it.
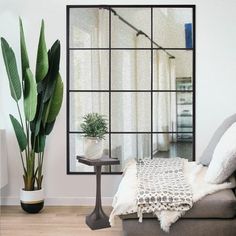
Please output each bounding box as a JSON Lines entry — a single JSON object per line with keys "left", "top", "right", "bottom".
{"left": 111, "top": 92, "right": 151, "bottom": 132}
{"left": 153, "top": 133, "right": 193, "bottom": 160}
{"left": 153, "top": 8, "right": 193, "bottom": 48}
{"left": 69, "top": 92, "right": 109, "bottom": 132}
{"left": 111, "top": 134, "right": 152, "bottom": 172}
{"left": 111, "top": 50, "right": 151, "bottom": 90}
{"left": 153, "top": 50, "right": 193, "bottom": 90}
{"left": 153, "top": 92, "right": 193, "bottom": 132}
{"left": 69, "top": 8, "right": 109, "bottom": 48}
{"left": 111, "top": 8, "right": 151, "bottom": 48}
{"left": 70, "top": 50, "right": 109, "bottom": 90}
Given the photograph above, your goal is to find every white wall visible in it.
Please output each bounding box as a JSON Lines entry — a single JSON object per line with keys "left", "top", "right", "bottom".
{"left": 1, "top": 0, "right": 236, "bottom": 205}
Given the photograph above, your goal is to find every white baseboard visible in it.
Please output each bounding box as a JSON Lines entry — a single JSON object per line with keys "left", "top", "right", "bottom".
{"left": 0, "top": 196, "right": 113, "bottom": 206}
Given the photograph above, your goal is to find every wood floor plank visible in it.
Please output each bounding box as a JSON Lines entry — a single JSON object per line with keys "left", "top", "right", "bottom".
{"left": 0, "top": 206, "right": 123, "bottom": 236}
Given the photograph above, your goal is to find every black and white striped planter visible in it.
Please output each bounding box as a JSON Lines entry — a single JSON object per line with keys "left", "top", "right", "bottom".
{"left": 20, "top": 189, "right": 44, "bottom": 213}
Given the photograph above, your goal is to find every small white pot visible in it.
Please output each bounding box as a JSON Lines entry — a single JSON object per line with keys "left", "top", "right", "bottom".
{"left": 20, "top": 188, "right": 44, "bottom": 213}
{"left": 84, "top": 137, "right": 103, "bottom": 159}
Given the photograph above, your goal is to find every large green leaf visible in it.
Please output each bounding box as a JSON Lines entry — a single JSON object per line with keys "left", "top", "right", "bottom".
{"left": 32, "top": 134, "right": 46, "bottom": 153}
{"left": 48, "top": 40, "right": 60, "bottom": 79}
{"left": 9, "top": 114, "right": 27, "bottom": 152}
{"left": 44, "top": 120, "right": 55, "bottom": 135}
{"left": 23, "top": 68, "right": 37, "bottom": 121}
{"left": 37, "top": 76, "right": 47, "bottom": 94}
{"left": 35, "top": 20, "right": 48, "bottom": 82}
{"left": 1, "top": 38, "right": 21, "bottom": 101}
{"left": 19, "top": 18, "right": 29, "bottom": 81}
{"left": 43, "top": 73, "right": 63, "bottom": 123}
{"left": 30, "top": 93, "right": 44, "bottom": 136}
{"left": 43, "top": 40, "right": 60, "bottom": 103}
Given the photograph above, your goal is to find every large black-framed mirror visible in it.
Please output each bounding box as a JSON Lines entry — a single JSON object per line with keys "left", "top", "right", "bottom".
{"left": 66, "top": 5, "right": 195, "bottom": 174}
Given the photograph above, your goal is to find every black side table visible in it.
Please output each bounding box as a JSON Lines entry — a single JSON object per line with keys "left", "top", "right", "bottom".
{"left": 77, "top": 155, "right": 120, "bottom": 230}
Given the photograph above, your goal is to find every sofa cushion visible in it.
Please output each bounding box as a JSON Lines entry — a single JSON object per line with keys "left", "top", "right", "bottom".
{"left": 205, "top": 122, "right": 236, "bottom": 184}
{"left": 184, "top": 189, "right": 236, "bottom": 218}
{"left": 120, "top": 189, "right": 236, "bottom": 220}
{"left": 199, "top": 113, "right": 236, "bottom": 166}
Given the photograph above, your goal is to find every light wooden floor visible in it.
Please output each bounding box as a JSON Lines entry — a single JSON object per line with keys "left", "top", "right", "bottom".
{"left": 0, "top": 206, "right": 123, "bottom": 236}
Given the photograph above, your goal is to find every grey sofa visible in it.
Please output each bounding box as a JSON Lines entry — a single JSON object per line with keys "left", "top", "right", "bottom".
{"left": 120, "top": 188, "right": 236, "bottom": 236}
{"left": 120, "top": 114, "right": 236, "bottom": 235}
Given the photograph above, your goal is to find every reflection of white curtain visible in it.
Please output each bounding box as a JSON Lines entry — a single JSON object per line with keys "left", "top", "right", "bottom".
{"left": 111, "top": 17, "right": 139, "bottom": 168}
{"left": 71, "top": 10, "right": 109, "bottom": 172}
{"left": 136, "top": 35, "right": 151, "bottom": 160}
{"left": 153, "top": 51, "right": 176, "bottom": 152}
{"left": 111, "top": 26, "right": 152, "bottom": 168}
{"left": 111, "top": 13, "right": 137, "bottom": 167}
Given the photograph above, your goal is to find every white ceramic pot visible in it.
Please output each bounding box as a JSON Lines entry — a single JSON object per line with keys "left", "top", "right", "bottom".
{"left": 84, "top": 137, "right": 103, "bottom": 159}
{"left": 20, "top": 188, "right": 44, "bottom": 213}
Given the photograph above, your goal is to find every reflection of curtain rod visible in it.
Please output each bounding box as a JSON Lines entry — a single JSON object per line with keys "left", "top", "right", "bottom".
{"left": 101, "top": 7, "right": 175, "bottom": 59}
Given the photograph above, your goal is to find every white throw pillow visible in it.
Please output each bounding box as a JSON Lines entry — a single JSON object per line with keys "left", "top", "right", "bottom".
{"left": 205, "top": 122, "right": 236, "bottom": 184}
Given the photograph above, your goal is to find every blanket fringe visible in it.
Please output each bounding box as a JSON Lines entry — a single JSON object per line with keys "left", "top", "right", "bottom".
{"left": 137, "top": 207, "right": 143, "bottom": 222}
{"left": 109, "top": 210, "right": 115, "bottom": 226}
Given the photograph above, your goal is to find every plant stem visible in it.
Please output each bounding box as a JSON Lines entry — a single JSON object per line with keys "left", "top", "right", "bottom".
{"left": 25, "top": 120, "right": 30, "bottom": 158}
{"left": 37, "top": 150, "right": 44, "bottom": 189}
{"left": 38, "top": 152, "right": 41, "bottom": 189}
{"left": 16, "top": 101, "right": 24, "bottom": 130}
{"left": 32, "top": 136, "right": 45, "bottom": 189}
{"left": 42, "top": 151, "right": 44, "bottom": 171}
{"left": 33, "top": 134, "right": 36, "bottom": 152}
{"left": 20, "top": 150, "right": 26, "bottom": 174}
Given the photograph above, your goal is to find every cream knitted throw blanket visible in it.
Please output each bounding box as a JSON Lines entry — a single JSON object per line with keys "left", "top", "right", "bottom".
{"left": 137, "top": 158, "right": 193, "bottom": 222}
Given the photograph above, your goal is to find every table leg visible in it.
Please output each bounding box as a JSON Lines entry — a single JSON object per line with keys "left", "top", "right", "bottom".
{"left": 86, "top": 165, "right": 111, "bottom": 230}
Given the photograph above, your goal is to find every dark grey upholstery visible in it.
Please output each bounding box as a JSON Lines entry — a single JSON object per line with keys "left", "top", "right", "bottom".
{"left": 122, "top": 218, "right": 236, "bottom": 236}
{"left": 120, "top": 189, "right": 236, "bottom": 220}
{"left": 185, "top": 189, "right": 236, "bottom": 218}
{"left": 199, "top": 113, "right": 236, "bottom": 166}
{"left": 120, "top": 189, "right": 236, "bottom": 236}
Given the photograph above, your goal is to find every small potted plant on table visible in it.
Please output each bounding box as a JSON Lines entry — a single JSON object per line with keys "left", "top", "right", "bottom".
{"left": 81, "top": 113, "right": 108, "bottom": 160}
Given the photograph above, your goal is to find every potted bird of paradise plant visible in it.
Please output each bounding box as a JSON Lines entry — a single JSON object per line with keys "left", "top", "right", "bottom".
{"left": 1, "top": 18, "right": 63, "bottom": 213}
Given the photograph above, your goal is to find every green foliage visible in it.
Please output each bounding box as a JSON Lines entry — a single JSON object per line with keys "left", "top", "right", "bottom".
{"left": 30, "top": 93, "right": 45, "bottom": 136}
{"left": 1, "top": 37, "right": 21, "bottom": 101}
{"left": 35, "top": 20, "right": 48, "bottom": 82}
{"left": 9, "top": 114, "right": 27, "bottom": 152}
{"left": 1, "top": 19, "right": 63, "bottom": 191}
{"left": 43, "top": 40, "right": 60, "bottom": 103}
{"left": 23, "top": 68, "right": 37, "bottom": 121}
{"left": 43, "top": 73, "right": 63, "bottom": 123}
{"left": 44, "top": 120, "right": 55, "bottom": 135}
{"left": 19, "top": 17, "right": 29, "bottom": 81}
{"left": 81, "top": 113, "right": 108, "bottom": 140}
{"left": 34, "top": 134, "right": 46, "bottom": 153}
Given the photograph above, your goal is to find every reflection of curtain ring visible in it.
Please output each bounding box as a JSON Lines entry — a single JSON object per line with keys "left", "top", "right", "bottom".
{"left": 136, "top": 30, "right": 144, "bottom": 37}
